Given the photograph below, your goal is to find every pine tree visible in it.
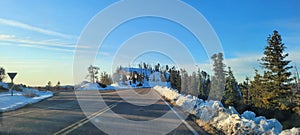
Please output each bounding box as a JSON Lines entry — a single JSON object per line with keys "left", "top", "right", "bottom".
{"left": 0, "top": 67, "right": 5, "bottom": 82}
{"left": 121, "top": 74, "right": 127, "bottom": 83}
{"left": 249, "top": 69, "right": 265, "bottom": 108}
{"left": 190, "top": 71, "right": 199, "bottom": 96}
{"left": 112, "top": 68, "right": 121, "bottom": 83}
{"left": 223, "top": 67, "right": 241, "bottom": 107}
{"left": 47, "top": 81, "right": 52, "bottom": 90}
{"left": 100, "top": 72, "right": 113, "bottom": 85}
{"left": 198, "top": 70, "right": 210, "bottom": 100}
{"left": 209, "top": 53, "right": 226, "bottom": 100}
{"left": 56, "top": 81, "right": 61, "bottom": 90}
{"left": 260, "top": 30, "right": 293, "bottom": 110}
{"left": 132, "top": 71, "right": 137, "bottom": 84}
{"left": 169, "top": 66, "right": 181, "bottom": 92}
{"left": 180, "top": 69, "right": 188, "bottom": 94}
{"left": 240, "top": 77, "right": 250, "bottom": 105}
{"left": 137, "top": 73, "right": 143, "bottom": 85}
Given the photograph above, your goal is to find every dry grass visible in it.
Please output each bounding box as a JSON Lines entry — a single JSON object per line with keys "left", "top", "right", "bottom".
{"left": 195, "top": 119, "right": 224, "bottom": 135}
{"left": 0, "top": 85, "right": 8, "bottom": 92}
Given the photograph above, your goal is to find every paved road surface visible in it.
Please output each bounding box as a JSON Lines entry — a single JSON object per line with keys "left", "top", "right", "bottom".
{"left": 0, "top": 88, "right": 208, "bottom": 135}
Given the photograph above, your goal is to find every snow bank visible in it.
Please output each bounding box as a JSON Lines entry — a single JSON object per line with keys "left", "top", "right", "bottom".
{"left": 154, "top": 86, "right": 179, "bottom": 101}
{"left": 153, "top": 86, "right": 295, "bottom": 135}
{"left": 176, "top": 95, "right": 201, "bottom": 113}
{"left": 23, "top": 88, "right": 39, "bottom": 97}
{"left": 0, "top": 82, "right": 9, "bottom": 89}
{"left": 0, "top": 89, "right": 53, "bottom": 112}
{"left": 76, "top": 82, "right": 101, "bottom": 90}
{"left": 280, "top": 128, "right": 300, "bottom": 135}
{"left": 76, "top": 82, "right": 115, "bottom": 90}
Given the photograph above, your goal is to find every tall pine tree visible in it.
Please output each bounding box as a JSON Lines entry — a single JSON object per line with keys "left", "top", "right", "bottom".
{"left": 223, "top": 67, "right": 241, "bottom": 107}
{"left": 249, "top": 69, "right": 265, "bottom": 108}
{"left": 260, "top": 30, "right": 293, "bottom": 110}
{"left": 209, "top": 53, "right": 226, "bottom": 101}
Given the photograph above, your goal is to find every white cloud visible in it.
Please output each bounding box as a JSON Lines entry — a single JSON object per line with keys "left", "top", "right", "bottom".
{"left": 0, "top": 35, "right": 74, "bottom": 48}
{"left": 0, "top": 37, "right": 73, "bottom": 53}
{"left": 0, "top": 34, "right": 93, "bottom": 52}
{"left": 0, "top": 18, "right": 76, "bottom": 39}
{"left": 17, "top": 43, "right": 75, "bottom": 53}
{"left": 0, "top": 34, "right": 15, "bottom": 39}
{"left": 213, "top": 51, "right": 300, "bottom": 83}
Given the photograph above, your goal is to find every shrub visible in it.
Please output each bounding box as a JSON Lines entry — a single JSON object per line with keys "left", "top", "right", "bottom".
{"left": 97, "top": 82, "right": 107, "bottom": 88}
{"left": 0, "top": 85, "right": 9, "bottom": 92}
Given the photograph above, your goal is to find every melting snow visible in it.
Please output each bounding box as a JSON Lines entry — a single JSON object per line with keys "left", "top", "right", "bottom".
{"left": 154, "top": 86, "right": 298, "bottom": 135}
{"left": 0, "top": 84, "right": 53, "bottom": 112}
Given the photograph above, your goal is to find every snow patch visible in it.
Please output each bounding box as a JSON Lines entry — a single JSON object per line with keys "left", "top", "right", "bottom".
{"left": 0, "top": 82, "right": 9, "bottom": 89}
{"left": 280, "top": 128, "right": 300, "bottom": 135}
{"left": 75, "top": 82, "right": 115, "bottom": 90}
{"left": 0, "top": 84, "right": 53, "bottom": 112}
{"left": 153, "top": 86, "right": 294, "bottom": 135}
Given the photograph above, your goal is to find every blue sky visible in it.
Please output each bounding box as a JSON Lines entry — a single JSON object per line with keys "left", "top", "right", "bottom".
{"left": 0, "top": 0, "right": 300, "bottom": 86}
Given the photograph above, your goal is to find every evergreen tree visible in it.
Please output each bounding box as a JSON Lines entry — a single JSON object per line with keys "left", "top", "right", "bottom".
{"left": 47, "top": 81, "right": 52, "bottom": 90}
{"left": 260, "top": 30, "right": 293, "bottom": 110}
{"left": 112, "top": 68, "right": 121, "bottom": 83}
{"left": 223, "top": 67, "right": 241, "bottom": 107}
{"left": 249, "top": 69, "right": 265, "bottom": 108}
{"left": 0, "top": 67, "right": 5, "bottom": 82}
{"left": 209, "top": 53, "right": 226, "bottom": 100}
{"left": 180, "top": 69, "right": 188, "bottom": 94}
{"left": 155, "top": 63, "right": 160, "bottom": 72}
{"left": 132, "top": 71, "right": 137, "bottom": 84}
{"left": 160, "top": 72, "right": 166, "bottom": 82}
{"left": 56, "top": 81, "right": 61, "bottom": 90}
{"left": 240, "top": 77, "right": 250, "bottom": 105}
{"left": 137, "top": 73, "right": 143, "bottom": 84}
{"left": 189, "top": 71, "right": 199, "bottom": 96}
{"left": 100, "top": 72, "right": 113, "bottom": 85}
{"left": 198, "top": 70, "right": 210, "bottom": 100}
{"left": 121, "top": 74, "right": 127, "bottom": 83}
{"left": 169, "top": 66, "right": 181, "bottom": 92}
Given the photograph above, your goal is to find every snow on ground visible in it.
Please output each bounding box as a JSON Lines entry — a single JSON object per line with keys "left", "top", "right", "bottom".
{"left": 279, "top": 127, "right": 300, "bottom": 135}
{"left": 76, "top": 80, "right": 162, "bottom": 91}
{"left": 0, "top": 87, "right": 53, "bottom": 112}
{"left": 0, "top": 82, "right": 9, "bottom": 89}
{"left": 75, "top": 81, "right": 115, "bottom": 90}
{"left": 154, "top": 86, "right": 299, "bottom": 135}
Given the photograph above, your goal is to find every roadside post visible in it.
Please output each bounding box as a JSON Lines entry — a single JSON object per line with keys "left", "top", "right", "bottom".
{"left": 7, "top": 72, "right": 17, "bottom": 96}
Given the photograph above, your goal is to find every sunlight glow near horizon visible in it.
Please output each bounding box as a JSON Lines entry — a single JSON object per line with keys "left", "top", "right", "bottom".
{"left": 0, "top": 0, "right": 300, "bottom": 86}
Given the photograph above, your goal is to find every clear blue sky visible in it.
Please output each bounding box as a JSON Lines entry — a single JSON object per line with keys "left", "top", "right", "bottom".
{"left": 0, "top": 0, "right": 299, "bottom": 86}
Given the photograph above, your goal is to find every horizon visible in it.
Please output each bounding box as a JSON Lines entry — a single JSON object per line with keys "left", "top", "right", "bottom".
{"left": 1, "top": 0, "right": 300, "bottom": 86}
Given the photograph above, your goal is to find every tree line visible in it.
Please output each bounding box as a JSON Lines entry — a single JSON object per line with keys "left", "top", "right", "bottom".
{"left": 85, "top": 30, "right": 299, "bottom": 115}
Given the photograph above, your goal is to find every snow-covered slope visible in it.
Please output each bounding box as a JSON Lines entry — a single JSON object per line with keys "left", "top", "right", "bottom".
{"left": 154, "top": 86, "right": 299, "bottom": 135}
{"left": 0, "top": 86, "right": 53, "bottom": 112}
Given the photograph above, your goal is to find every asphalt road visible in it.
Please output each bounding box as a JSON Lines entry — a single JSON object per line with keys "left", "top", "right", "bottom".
{"left": 0, "top": 88, "right": 208, "bottom": 135}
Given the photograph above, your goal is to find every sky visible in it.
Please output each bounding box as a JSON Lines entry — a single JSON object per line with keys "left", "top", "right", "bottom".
{"left": 0, "top": 0, "right": 300, "bottom": 86}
